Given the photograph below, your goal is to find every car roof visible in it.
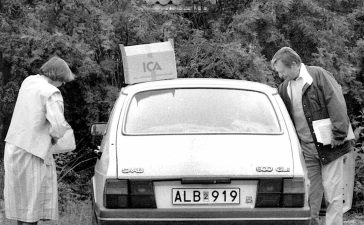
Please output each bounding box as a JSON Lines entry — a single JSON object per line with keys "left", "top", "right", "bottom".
{"left": 121, "top": 78, "right": 278, "bottom": 95}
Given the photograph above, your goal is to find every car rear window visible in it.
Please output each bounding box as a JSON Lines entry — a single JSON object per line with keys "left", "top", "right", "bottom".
{"left": 124, "top": 88, "right": 281, "bottom": 135}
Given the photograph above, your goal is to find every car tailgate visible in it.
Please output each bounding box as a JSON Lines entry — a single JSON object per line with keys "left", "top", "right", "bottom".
{"left": 116, "top": 134, "right": 294, "bottom": 179}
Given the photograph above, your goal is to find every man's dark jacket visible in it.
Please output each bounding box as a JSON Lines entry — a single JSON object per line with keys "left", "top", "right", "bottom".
{"left": 278, "top": 65, "right": 352, "bottom": 165}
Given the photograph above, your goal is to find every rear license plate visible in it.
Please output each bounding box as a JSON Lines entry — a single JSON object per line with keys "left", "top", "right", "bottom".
{"left": 172, "top": 188, "right": 240, "bottom": 205}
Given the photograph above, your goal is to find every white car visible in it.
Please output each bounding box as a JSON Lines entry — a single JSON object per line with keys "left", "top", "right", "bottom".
{"left": 91, "top": 78, "right": 311, "bottom": 225}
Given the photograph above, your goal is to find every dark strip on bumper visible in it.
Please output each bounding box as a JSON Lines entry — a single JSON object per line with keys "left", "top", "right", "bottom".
{"left": 94, "top": 204, "right": 310, "bottom": 225}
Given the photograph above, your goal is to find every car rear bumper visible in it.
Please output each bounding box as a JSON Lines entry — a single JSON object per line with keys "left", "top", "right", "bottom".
{"left": 93, "top": 203, "right": 310, "bottom": 225}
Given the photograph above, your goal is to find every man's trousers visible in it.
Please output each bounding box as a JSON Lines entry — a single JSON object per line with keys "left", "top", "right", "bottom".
{"left": 303, "top": 148, "right": 347, "bottom": 225}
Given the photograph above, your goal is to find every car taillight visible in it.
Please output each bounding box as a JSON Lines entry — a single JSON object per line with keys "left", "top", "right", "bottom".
{"left": 104, "top": 179, "right": 128, "bottom": 208}
{"left": 255, "top": 178, "right": 305, "bottom": 208}
{"left": 130, "top": 180, "right": 156, "bottom": 208}
{"left": 282, "top": 178, "right": 305, "bottom": 207}
{"left": 255, "top": 179, "right": 282, "bottom": 207}
{"left": 104, "top": 179, "right": 156, "bottom": 209}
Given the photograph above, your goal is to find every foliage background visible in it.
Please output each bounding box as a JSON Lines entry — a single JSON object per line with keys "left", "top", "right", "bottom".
{"left": 0, "top": 0, "right": 363, "bottom": 213}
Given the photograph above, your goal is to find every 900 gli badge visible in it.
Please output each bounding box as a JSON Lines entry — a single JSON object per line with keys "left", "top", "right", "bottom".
{"left": 256, "top": 166, "right": 290, "bottom": 172}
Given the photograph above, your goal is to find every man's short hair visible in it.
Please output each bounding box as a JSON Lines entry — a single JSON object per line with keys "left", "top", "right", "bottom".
{"left": 271, "top": 47, "right": 302, "bottom": 69}
{"left": 40, "top": 56, "right": 75, "bottom": 82}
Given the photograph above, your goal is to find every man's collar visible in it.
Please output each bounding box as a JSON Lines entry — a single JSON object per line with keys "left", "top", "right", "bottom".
{"left": 296, "top": 63, "right": 313, "bottom": 85}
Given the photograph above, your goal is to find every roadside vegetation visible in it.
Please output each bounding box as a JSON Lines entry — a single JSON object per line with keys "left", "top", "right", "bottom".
{"left": 0, "top": 0, "right": 363, "bottom": 221}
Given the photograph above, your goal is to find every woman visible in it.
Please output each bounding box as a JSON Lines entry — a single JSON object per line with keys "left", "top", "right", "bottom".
{"left": 4, "top": 56, "right": 75, "bottom": 225}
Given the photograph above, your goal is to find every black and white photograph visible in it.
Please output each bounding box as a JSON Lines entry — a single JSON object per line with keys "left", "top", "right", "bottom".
{"left": 0, "top": 0, "right": 363, "bottom": 225}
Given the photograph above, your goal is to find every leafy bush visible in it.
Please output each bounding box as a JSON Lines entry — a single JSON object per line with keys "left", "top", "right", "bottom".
{"left": 351, "top": 112, "right": 364, "bottom": 212}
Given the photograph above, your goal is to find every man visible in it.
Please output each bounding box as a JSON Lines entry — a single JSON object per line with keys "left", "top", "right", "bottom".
{"left": 271, "top": 47, "right": 353, "bottom": 225}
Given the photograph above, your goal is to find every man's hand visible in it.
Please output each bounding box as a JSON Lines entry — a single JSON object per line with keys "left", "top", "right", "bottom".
{"left": 331, "top": 138, "right": 345, "bottom": 148}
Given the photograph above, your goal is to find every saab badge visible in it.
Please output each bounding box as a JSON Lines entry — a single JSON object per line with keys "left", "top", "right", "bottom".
{"left": 121, "top": 168, "right": 144, "bottom": 174}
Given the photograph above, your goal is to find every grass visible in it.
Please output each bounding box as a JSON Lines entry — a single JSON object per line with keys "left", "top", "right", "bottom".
{"left": 344, "top": 212, "right": 364, "bottom": 225}
{"left": 0, "top": 158, "right": 92, "bottom": 225}
{"left": 1, "top": 200, "right": 92, "bottom": 225}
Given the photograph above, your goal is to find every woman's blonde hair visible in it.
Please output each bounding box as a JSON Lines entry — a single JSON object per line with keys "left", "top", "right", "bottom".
{"left": 40, "top": 56, "right": 75, "bottom": 82}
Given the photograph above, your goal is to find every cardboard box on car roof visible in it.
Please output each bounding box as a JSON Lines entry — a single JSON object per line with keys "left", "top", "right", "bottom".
{"left": 120, "top": 40, "right": 177, "bottom": 84}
